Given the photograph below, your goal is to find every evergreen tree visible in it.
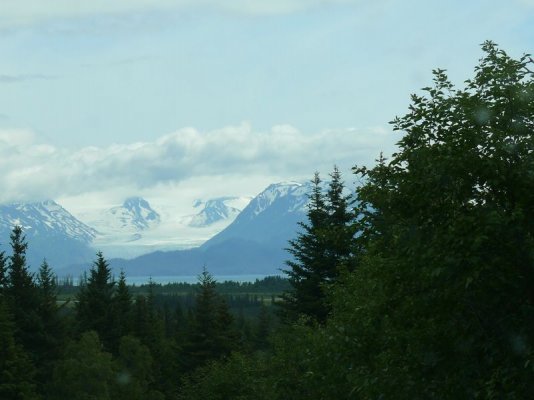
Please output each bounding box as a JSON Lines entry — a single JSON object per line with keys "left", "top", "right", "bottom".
{"left": 0, "top": 297, "right": 39, "bottom": 400}
{"left": 110, "top": 270, "right": 133, "bottom": 353}
{"left": 35, "top": 259, "right": 65, "bottom": 387}
{"left": 0, "top": 250, "right": 7, "bottom": 295}
{"left": 254, "top": 304, "right": 271, "bottom": 350}
{"left": 132, "top": 280, "right": 164, "bottom": 348}
{"left": 173, "top": 301, "right": 187, "bottom": 343}
{"left": 184, "top": 269, "right": 237, "bottom": 369}
{"left": 76, "top": 252, "right": 116, "bottom": 349}
{"left": 5, "top": 226, "right": 41, "bottom": 359}
{"left": 282, "top": 169, "right": 355, "bottom": 322}
{"left": 133, "top": 294, "right": 151, "bottom": 343}
{"left": 131, "top": 286, "right": 176, "bottom": 396}
{"left": 324, "top": 165, "right": 357, "bottom": 273}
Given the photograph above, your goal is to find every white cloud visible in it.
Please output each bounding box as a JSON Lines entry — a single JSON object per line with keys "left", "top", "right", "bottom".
{"left": 0, "top": 129, "right": 35, "bottom": 146}
{"left": 0, "top": 123, "right": 396, "bottom": 205}
{"left": 0, "top": 0, "right": 357, "bottom": 29}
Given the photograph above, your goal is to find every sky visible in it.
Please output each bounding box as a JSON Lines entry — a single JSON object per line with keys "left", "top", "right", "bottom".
{"left": 0, "top": 0, "right": 533, "bottom": 211}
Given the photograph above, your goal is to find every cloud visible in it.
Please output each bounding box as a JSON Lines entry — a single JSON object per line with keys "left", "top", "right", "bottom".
{"left": 0, "top": 74, "right": 56, "bottom": 84}
{"left": 0, "top": 123, "right": 396, "bottom": 204}
{"left": 0, "top": 0, "right": 357, "bottom": 30}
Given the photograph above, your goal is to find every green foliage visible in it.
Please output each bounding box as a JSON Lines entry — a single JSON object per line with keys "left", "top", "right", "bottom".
{"left": 184, "top": 269, "right": 238, "bottom": 369}
{"left": 4, "top": 40, "right": 533, "bottom": 400}
{"left": 176, "top": 41, "right": 534, "bottom": 399}
{"left": 345, "top": 41, "right": 534, "bottom": 397}
{"left": 76, "top": 252, "right": 116, "bottom": 349}
{"left": 49, "top": 331, "right": 116, "bottom": 400}
{"left": 178, "top": 352, "right": 274, "bottom": 400}
{"left": 282, "top": 168, "right": 355, "bottom": 323}
{"left": 109, "top": 270, "right": 133, "bottom": 353}
{"left": 34, "top": 259, "right": 66, "bottom": 387}
{"left": 0, "top": 298, "right": 39, "bottom": 400}
{"left": 254, "top": 304, "right": 271, "bottom": 349}
{"left": 5, "top": 227, "right": 42, "bottom": 361}
{"left": 114, "top": 336, "right": 164, "bottom": 400}
{"left": 0, "top": 250, "right": 7, "bottom": 294}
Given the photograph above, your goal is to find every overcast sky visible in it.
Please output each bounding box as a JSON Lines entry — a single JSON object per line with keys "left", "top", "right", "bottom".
{"left": 0, "top": 0, "right": 533, "bottom": 209}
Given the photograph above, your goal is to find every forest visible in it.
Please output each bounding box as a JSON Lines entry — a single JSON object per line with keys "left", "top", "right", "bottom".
{"left": 1, "top": 41, "right": 533, "bottom": 399}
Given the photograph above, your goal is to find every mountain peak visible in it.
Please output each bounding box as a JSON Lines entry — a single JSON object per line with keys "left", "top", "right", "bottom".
{"left": 187, "top": 196, "right": 251, "bottom": 228}
{"left": 201, "top": 181, "right": 310, "bottom": 249}
{"left": 246, "top": 181, "right": 310, "bottom": 217}
{"left": 0, "top": 200, "right": 97, "bottom": 244}
{"left": 123, "top": 196, "right": 150, "bottom": 210}
{"left": 109, "top": 197, "right": 160, "bottom": 230}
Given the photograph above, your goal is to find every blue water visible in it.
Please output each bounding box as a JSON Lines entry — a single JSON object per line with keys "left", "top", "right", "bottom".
{"left": 124, "top": 274, "right": 279, "bottom": 286}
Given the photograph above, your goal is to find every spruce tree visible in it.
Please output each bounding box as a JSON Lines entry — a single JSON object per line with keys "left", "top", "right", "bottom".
{"left": 254, "top": 303, "right": 271, "bottom": 349}
{"left": 0, "top": 298, "right": 39, "bottom": 400}
{"left": 0, "top": 250, "right": 7, "bottom": 295}
{"left": 185, "top": 269, "right": 236, "bottom": 369}
{"left": 324, "top": 165, "right": 357, "bottom": 273}
{"left": 110, "top": 270, "right": 133, "bottom": 353}
{"left": 35, "top": 259, "right": 65, "bottom": 387}
{"left": 282, "top": 173, "right": 329, "bottom": 321}
{"left": 5, "top": 226, "right": 42, "bottom": 358}
{"left": 76, "top": 252, "right": 116, "bottom": 349}
{"left": 282, "top": 169, "right": 355, "bottom": 323}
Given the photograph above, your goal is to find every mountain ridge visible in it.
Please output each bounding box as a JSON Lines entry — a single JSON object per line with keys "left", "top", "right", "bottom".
{"left": 58, "top": 181, "right": 311, "bottom": 277}
{"left": 0, "top": 200, "right": 97, "bottom": 270}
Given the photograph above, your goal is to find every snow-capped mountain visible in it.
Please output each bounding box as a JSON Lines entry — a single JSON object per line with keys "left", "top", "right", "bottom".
{"left": 240, "top": 181, "right": 310, "bottom": 219}
{"left": 58, "top": 181, "right": 318, "bottom": 276}
{"left": 0, "top": 200, "right": 97, "bottom": 270}
{"left": 186, "top": 197, "right": 252, "bottom": 228}
{"left": 59, "top": 182, "right": 313, "bottom": 277}
{"left": 0, "top": 200, "right": 97, "bottom": 243}
{"left": 202, "top": 181, "right": 311, "bottom": 249}
{"left": 88, "top": 197, "right": 160, "bottom": 234}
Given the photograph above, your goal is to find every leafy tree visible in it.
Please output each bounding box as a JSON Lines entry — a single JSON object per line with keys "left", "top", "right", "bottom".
{"left": 344, "top": 41, "right": 534, "bottom": 397}
{"left": 113, "top": 336, "right": 164, "bottom": 400}
{"left": 76, "top": 252, "right": 116, "bottom": 349}
{"left": 49, "top": 331, "right": 116, "bottom": 400}
{"left": 267, "top": 41, "right": 534, "bottom": 399}
{"left": 178, "top": 352, "right": 274, "bottom": 400}
{"left": 179, "top": 41, "right": 534, "bottom": 400}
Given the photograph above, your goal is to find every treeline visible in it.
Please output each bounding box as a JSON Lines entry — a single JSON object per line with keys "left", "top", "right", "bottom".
{"left": 55, "top": 274, "right": 290, "bottom": 298}
{"left": 0, "top": 232, "right": 276, "bottom": 399}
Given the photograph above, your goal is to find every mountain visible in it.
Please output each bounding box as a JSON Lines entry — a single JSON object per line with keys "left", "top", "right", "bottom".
{"left": 87, "top": 197, "right": 160, "bottom": 235}
{"left": 59, "top": 182, "right": 311, "bottom": 277}
{"left": 0, "top": 200, "right": 97, "bottom": 270}
{"left": 202, "top": 182, "right": 310, "bottom": 250}
{"left": 185, "top": 197, "right": 252, "bottom": 228}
